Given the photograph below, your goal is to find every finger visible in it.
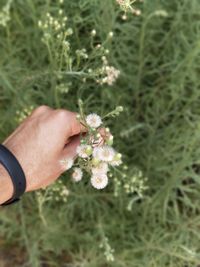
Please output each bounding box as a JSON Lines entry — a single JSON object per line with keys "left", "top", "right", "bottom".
{"left": 59, "top": 135, "right": 80, "bottom": 171}
{"left": 63, "top": 135, "right": 80, "bottom": 158}
{"left": 66, "top": 111, "right": 86, "bottom": 136}
{"left": 56, "top": 110, "right": 86, "bottom": 137}
{"left": 31, "top": 105, "right": 53, "bottom": 117}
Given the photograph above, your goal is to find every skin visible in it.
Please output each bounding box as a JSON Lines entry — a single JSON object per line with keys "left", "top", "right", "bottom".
{"left": 0, "top": 105, "right": 83, "bottom": 205}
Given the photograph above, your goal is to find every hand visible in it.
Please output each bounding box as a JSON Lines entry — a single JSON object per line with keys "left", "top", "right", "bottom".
{"left": 0, "top": 106, "right": 82, "bottom": 204}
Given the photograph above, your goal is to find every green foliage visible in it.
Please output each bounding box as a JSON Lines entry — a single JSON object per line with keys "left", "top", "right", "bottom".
{"left": 1, "top": 0, "right": 200, "bottom": 266}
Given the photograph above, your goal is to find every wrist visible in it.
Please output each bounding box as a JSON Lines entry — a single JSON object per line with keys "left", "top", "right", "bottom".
{"left": 0, "top": 165, "right": 14, "bottom": 205}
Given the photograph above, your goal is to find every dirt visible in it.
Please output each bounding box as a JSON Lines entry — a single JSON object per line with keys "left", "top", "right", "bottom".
{"left": 0, "top": 249, "right": 26, "bottom": 267}
{"left": 0, "top": 240, "right": 26, "bottom": 267}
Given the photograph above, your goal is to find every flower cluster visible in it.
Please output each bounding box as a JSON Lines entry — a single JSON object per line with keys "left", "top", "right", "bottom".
{"left": 78, "top": 30, "right": 120, "bottom": 86}
{"left": 76, "top": 48, "right": 88, "bottom": 60}
{"left": 61, "top": 101, "right": 124, "bottom": 190}
{"left": 97, "top": 56, "right": 120, "bottom": 86}
{"left": 124, "top": 168, "right": 148, "bottom": 196}
{"left": 36, "top": 180, "right": 70, "bottom": 204}
{"left": 16, "top": 105, "right": 35, "bottom": 123}
{"left": 46, "top": 180, "right": 70, "bottom": 203}
{"left": 55, "top": 82, "right": 71, "bottom": 94}
{"left": 36, "top": 180, "right": 70, "bottom": 225}
{"left": 38, "top": 7, "right": 120, "bottom": 89}
{"left": 111, "top": 166, "right": 148, "bottom": 207}
{"left": 38, "top": 11, "right": 72, "bottom": 44}
{"left": 99, "top": 236, "right": 115, "bottom": 262}
{"left": 116, "top": 0, "right": 142, "bottom": 16}
{"left": 0, "top": 0, "right": 12, "bottom": 27}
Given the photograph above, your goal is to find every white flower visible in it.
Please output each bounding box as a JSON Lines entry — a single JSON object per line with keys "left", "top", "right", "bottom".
{"left": 77, "top": 145, "right": 92, "bottom": 158}
{"left": 60, "top": 158, "right": 74, "bottom": 170}
{"left": 102, "top": 66, "right": 120, "bottom": 86}
{"left": 92, "top": 147, "right": 102, "bottom": 160}
{"left": 86, "top": 113, "right": 102, "bottom": 128}
{"left": 91, "top": 174, "right": 108, "bottom": 189}
{"left": 92, "top": 162, "right": 109, "bottom": 175}
{"left": 97, "top": 146, "right": 116, "bottom": 162}
{"left": 72, "top": 168, "right": 83, "bottom": 182}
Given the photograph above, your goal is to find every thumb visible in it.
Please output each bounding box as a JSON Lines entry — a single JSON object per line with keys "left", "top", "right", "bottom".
{"left": 60, "top": 135, "right": 80, "bottom": 172}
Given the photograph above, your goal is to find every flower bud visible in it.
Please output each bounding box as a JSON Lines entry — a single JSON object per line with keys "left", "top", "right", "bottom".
{"left": 91, "top": 29, "right": 96, "bottom": 36}
{"left": 76, "top": 114, "right": 81, "bottom": 120}
{"left": 123, "top": 165, "right": 128, "bottom": 170}
{"left": 106, "top": 135, "right": 114, "bottom": 146}
{"left": 78, "top": 99, "right": 83, "bottom": 105}
{"left": 85, "top": 146, "right": 93, "bottom": 156}
{"left": 59, "top": 9, "right": 63, "bottom": 15}
{"left": 96, "top": 133, "right": 101, "bottom": 138}
{"left": 115, "top": 153, "right": 122, "bottom": 161}
{"left": 122, "top": 14, "right": 127, "bottom": 20}
{"left": 92, "top": 158, "right": 100, "bottom": 166}
{"left": 116, "top": 106, "right": 124, "bottom": 112}
{"left": 96, "top": 44, "right": 101, "bottom": 49}
{"left": 113, "top": 153, "right": 122, "bottom": 161}
{"left": 66, "top": 28, "right": 73, "bottom": 35}
{"left": 108, "top": 31, "right": 114, "bottom": 38}
{"left": 89, "top": 127, "right": 96, "bottom": 133}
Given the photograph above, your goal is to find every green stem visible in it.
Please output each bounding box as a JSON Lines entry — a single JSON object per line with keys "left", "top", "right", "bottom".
{"left": 37, "top": 196, "right": 47, "bottom": 227}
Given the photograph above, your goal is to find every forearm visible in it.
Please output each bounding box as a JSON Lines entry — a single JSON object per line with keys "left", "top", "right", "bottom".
{"left": 0, "top": 166, "right": 13, "bottom": 205}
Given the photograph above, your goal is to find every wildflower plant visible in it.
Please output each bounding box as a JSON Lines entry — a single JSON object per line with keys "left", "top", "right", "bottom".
{"left": 37, "top": 5, "right": 120, "bottom": 101}
{"left": 61, "top": 100, "right": 124, "bottom": 190}
{"left": 36, "top": 180, "right": 70, "bottom": 204}
{"left": 11, "top": 1, "right": 147, "bottom": 204}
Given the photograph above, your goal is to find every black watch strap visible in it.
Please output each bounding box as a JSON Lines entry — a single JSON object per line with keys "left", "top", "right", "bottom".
{"left": 0, "top": 144, "right": 26, "bottom": 205}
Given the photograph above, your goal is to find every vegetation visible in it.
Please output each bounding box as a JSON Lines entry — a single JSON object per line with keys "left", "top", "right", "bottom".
{"left": 0, "top": 0, "right": 200, "bottom": 266}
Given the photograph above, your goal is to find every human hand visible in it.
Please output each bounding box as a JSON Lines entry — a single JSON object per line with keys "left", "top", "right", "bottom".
{"left": 0, "top": 106, "right": 83, "bottom": 204}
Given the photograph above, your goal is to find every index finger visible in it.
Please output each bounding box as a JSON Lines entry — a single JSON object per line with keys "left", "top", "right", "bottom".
{"left": 56, "top": 109, "right": 86, "bottom": 137}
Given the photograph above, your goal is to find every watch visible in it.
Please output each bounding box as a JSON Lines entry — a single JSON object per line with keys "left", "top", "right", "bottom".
{"left": 0, "top": 144, "right": 26, "bottom": 205}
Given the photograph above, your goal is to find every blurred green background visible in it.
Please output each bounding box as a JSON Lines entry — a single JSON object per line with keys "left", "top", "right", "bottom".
{"left": 1, "top": 0, "right": 200, "bottom": 266}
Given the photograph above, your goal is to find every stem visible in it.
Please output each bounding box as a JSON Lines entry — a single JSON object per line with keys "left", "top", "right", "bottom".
{"left": 38, "top": 198, "right": 47, "bottom": 227}
{"left": 78, "top": 99, "right": 86, "bottom": 122}
{"left": 19, "top": 202, "right": 33, "bottom": 265}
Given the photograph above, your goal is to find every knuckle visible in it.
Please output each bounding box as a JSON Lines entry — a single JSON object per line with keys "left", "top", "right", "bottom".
{"left": 34, "top": 105, "right": 50, "bottom": 114}
{"left": 55, "top": 109, "right": 69, "bottom": 120}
